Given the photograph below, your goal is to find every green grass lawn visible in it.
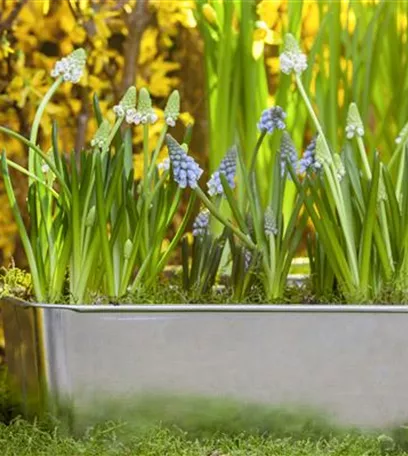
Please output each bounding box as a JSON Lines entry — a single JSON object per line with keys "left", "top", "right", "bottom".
{"left": 1, "top": 366, "right": 408, "bottom": 455}
{"left": 0, "top": 419, "right": 406, "bottom": 456}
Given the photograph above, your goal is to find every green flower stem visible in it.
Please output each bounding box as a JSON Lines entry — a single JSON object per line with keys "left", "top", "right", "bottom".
{"left": 295, "top": 74, "right": 332, "bottom": 157}
{"left": 107, "top": 117, "right": 124, "bottom": 146}
{"left": 356, "top": 136, "right": 372, "bottom": 180}
{"left": 1, "top": 152, "right": 45, "bottom": 301}
{"left": 6, "top": 158, "right": 59, "bottom": 199}
{"left": 143, "top": 124, "right": 150, "bottom": 187}
{"left": 194, "top": 186, "right": 256, "bottom": 250}
{"left": 295, "top": 73, "right": 345, "bottom": 209}
{"left": 147, "top": 124, "right": 168, "bottom": 185}
{"left": 29, "top": 76, "right": 63, "bottom": 179}
{"left": 268, "top": 234, "right": 276, "bottom": 281}
{"left": 142, "top": 124, "right": 150, "bottom": 251}
{"left": 147, "top": 171, "right": 169, "bottom": 207}
{"left": 249, "top": 131, "right": 267, "bottom": 175}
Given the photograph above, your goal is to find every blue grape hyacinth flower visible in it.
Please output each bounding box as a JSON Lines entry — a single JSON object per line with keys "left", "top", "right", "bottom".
{"left": 192, "top": 209, "right": 210, "bottom": 237}
{"left": 207, "top": 146, "right": 237, "bottom": 196}
{"left": 257, "top": 106, "right": 287, "bottom": 134}
{"left": 297, "top": 135, "right": 322, "bottom": 175}
{"left": 280, "top": 131, "right": 298, "bottom": 177}
{"left": 166, "top": 134, "right": 203, "bottom": 189}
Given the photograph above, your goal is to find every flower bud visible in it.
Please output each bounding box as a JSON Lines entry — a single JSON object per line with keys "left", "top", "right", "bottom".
{"left": 378, "top": 166, "right": 387, "bottom": 203}
{"left": 333, "top": 153, "right": 345, "bottom": 181}
{"left": 113, "top": 86, "right": 137, "bottom": 117}
{"left": 395, "top": 122, "right": 408, "bottom": 145}
{"left": 91, "top": 119, "right": 111, "bottom": 153}
{"left": 315, "top": 135, "right": 332, "bottom": 167}
{"left": 124, "top": 239, "right": 133, "bottom": 260}
{"left": 136, "top": 87, "right": 158, "bottom": 125}
{"left": 158, "top": 157, "right": 170, "bottom": 172}
{"left": 346, "top": 103, "right": 364, "bottom": 139}
{"left": 41, "top": 163, "right": 50, "bottom": 174}
{"left": 192, "top": 209, "right": 210, "bottom": 237}
{"left": 207, "top": 146, "right": 237, "bottom": 196}
{"left": 164, "top": 90, "right": 180, "bottom": 127}
{"left": 297, "top": 135, "right": 322, "bottom": 175}
{"left": 264, "top": 207, "right": 278, "bottom": 236}
{"left": 85, "top": 206, "right": 96, "bottom": 227}
{"left": 202, "top": 3, "right": 218, "bottom": 26}
{"left": 280, "top": 131, "right": 298, "bottom": 177}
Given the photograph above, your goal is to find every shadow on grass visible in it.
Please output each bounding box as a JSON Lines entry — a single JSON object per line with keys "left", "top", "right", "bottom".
{"left": 69, "top": 392, "right": 355, "bottom": 441}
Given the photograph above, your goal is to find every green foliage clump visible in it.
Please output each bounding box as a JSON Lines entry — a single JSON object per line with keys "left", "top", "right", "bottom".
{"left": 0, "top": 266, "right": 32, "bottom": 300}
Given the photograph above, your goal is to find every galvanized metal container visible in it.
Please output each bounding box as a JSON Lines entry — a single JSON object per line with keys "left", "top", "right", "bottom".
{"left": 2, "top": 296, "right": 408, "bottom": 429}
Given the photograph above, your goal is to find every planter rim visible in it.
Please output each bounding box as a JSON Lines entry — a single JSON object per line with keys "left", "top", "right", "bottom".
{"left": 2, "top": 296, "right": 408, "bottom": 314}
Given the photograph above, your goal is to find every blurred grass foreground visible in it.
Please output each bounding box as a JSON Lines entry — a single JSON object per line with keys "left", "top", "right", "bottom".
{"left": 0, "top": 0, "right": 407, "bottom": 266}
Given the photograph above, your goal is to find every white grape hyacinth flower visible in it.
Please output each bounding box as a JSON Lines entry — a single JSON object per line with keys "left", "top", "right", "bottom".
{"left": 345, "top": 103, "right": 365, "bottom": 139}
{"left": 51, "top": 48, "right": 86, "bottom": 83}
{"left": 279, "top": 33, "right": 307, "bottom": 75}
{"left": 158, "top": 157, "right": 170, "bottom": 172}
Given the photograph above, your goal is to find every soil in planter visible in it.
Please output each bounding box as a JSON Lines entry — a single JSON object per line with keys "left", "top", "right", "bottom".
{"left": 2, "top": 266, "right": 408, "bottom": 305}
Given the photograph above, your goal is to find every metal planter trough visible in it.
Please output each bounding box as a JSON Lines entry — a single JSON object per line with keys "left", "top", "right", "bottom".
{"left": 2, "top": 297, "right": 408, "bottom": 431}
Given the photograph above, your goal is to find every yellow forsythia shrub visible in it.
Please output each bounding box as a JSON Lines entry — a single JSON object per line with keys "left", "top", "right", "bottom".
{"left": 0, "top": 0, "right": 201, "bottom": 264}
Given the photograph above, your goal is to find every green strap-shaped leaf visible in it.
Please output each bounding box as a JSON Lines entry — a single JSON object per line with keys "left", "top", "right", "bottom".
{"left": 95, "top": 152, "right": 116, "bottom": 297}
{"left": 219, "top": 173, "right": 248, "bottom": 234}
{"left": 93, "top": 93, "right": 103, "bottom": 126}
{"left": 1, "top": 151, "right": 45, "bottom": 301}
{"left": 358, "top": 154, "right": 380, "bottom": 294}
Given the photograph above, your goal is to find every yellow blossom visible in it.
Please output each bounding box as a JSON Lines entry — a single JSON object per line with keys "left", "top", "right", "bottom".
{"left": 150, "top": 0, "right": 197, "bottom": 35}
{"left": 302, "top": 1, "right": 320, "bottom": 40}
{"left": 0, "top": 35, "right": 14, "bottom": 59}
{"left": 340, "top": 2, "right": 356, "bottom": 34}
{"left": 398, "top": 11, "right": 407, "bottom": 43}
{"left": 139, "top": 27, "right": 159, "bottom": 65}
{"left": 202, "top": 4, "right": 219, "bottom": 26}
{"left": 139, "top": 58, "right": 181, "bottom": 98}
{"left": 6, "top": 69, "right": 47, "bottom": 108}
{"left": 252, "top": 21, "right": 281, "bottom": 60}
{"left": 42, "top": 0, "right": 51, "bottom": 15}
{"left": 132, "top": 117, "right": 167, "bottom": 180}
{"left": 337, "top": 80, "right": 346, "bottom": 108}
{"left": 0, "top": 0, "right": 199, "bottom": 262}
{"left": 340, "top": 57, "right": 353, "bottom": 84}
{"left": 179, "top": 112, "right": 195, "bottom": 127}
{"left": 266, "top": 56, "right": 280, "bottom": 75}
{"left": 257, "top": 0, "right": 287, "bottom": 32}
